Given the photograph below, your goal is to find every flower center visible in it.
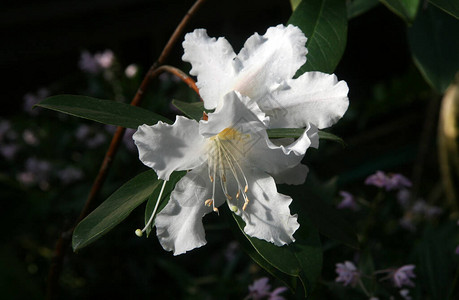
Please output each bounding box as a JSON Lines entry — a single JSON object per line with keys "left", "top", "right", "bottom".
{"left": 206, "top": 127, "right": 251, "bottom": 213}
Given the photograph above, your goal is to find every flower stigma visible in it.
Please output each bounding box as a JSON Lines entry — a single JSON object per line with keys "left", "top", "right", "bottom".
{"left": 135, "top": 180, "right": 168, "bottom": 237}
{"left": 207, "top": 127, "right": 251, "bottom": 212}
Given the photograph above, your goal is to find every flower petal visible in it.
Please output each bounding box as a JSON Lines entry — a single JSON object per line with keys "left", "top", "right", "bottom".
{"left": 154, "top": 165, "right": 224, "bottom": 255}
{"left": 233, "top": 24, "right": 308, "bottom": 101}
{"left": 182, "top": 29, "right": 237, "bottom": 109}
{"left": 233, "top": 167, "right": 299, "bottom": 245}
{"left": 260, "top": 71, "right": 349, "bottom": 129}
{"left": 199, "top": 91, "right": 269, "bottom": 138}
{"left": 133, "top": 116, "right": 206, "bottom": 181}
{"left": 247, "top": 123, "right": 318, "bottom": 176}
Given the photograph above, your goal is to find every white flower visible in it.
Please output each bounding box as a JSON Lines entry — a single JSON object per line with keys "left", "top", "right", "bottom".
{"left": 182, "top": 24, "right": 349, "bottom": 129}
{"left": 133, "top": 91, "right": 318, "bottom": 255}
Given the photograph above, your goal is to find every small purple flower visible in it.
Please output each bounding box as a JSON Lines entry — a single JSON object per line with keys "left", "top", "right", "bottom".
{"left": 23, "top": 88, "right": 49, "bottom": 115}
{"left": 365, "top": 171, "right": 387, "bottom": 188}
{"left": 412, "top": 200, "right": 443, "bottom": 219}
{"left": 337, "top": 191, "right": 359, "bottom": 211}
{"left": 385, "top": 173, "right": 412, "bottom": 191}
{"left": 123, "top": 128, "right": 136, "bottom": 152}
{"left": 23, "top": 129, "right": 39, "bottom": 145}
{"left": 365, "top": 171, "right": 412, "bottom": 191}
{"left": 248, "top": 277, "right": 271, "bottom": 299}
{"left": 335, "top": 261, "right": 360, "bottom": 287}
{"left": 246, "top": 277, "right": 287, "bottom": 300}
{"left": 391, "top": 265, "right": 416, "bottom": 288}
{"left": 455, "top": 245, "right": 459, "bottom": 255}
{"left": 58, "top": 167, "right": 83, "bottom": 185}
{"left": 79, "top": 51, "right": 100, "bottom": 73}
{"left": 0, "top": 144, "right": 19, "bottom": 160}
{"left": 268, "top": 287, "right": 288, "bottom": 300}
{"left": 400, "top": 289, "right": 412, "bottom": 300}
{"left": 17, "top": 171, "right": 36, "bottom": 186}
{"left": 95, "top": 50, "right": 114, "bottom": 69}
{"left": 125, "top": 64, "right": 138, "bottom": 78}
{"left": 86, "top": 133, "right": 106, "bottom": 148}
{"left": 79, "top": 49, "right": 114, "bottom": 74}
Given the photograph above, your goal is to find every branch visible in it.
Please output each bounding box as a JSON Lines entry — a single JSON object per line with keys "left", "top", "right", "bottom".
{"left": 46, "top": 1, "right": 207, "bottom": 299}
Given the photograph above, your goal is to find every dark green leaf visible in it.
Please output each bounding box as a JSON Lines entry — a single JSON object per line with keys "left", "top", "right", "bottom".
{"left": 429, "top": 0, "right": 459, "bottom": 19}
{"left": 408, "top": 5, "right": 459, "bottom": 92}
{"left": 144, "top": 171, "right": 186, "bottom": 237}
{"left": 380, "top": 0, "right": 420, "bottom": 23}
{"left": 283, "top": 174, "right": 359, "bottom": 249}
{"left": 72, "top": 170, "right": 160, "bottom": 251}
{"left": 318, "top": 131, "right": 346, "bottom": 146}
{"left": 288, "top": 0, "right": 348, "bottom": 74}
{"left": 347, "top": 0, "right": 380, "bottom": 19}
{"left": 415, "top": 224, "right": 457, "bottom": 300}
{"left": 230, "top": 212, "right": 322, "bottom": 296}
{"left": 290, "top": 0, "right": 302, "bottom": 11}
{"left": 267, "top": 128, "right": 345, "bottom": 146}
{"left": 36, "top": 94, "right": 170, "bottom": 128}
{"left": 172, "top": 99, "right": 209, "bottom": 121}
{"left": 223, "top": 208, "right": 298, "bottom": 291}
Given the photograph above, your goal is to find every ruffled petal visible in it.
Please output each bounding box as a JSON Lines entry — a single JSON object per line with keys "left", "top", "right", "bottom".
{"left": 232, "top": 24, "right": 307, "bottom": 101}
{"left": 182, "top": 29, "right": 237, "bottom": 109}
{"left": 133, "top": 116, "right": 206, "bottom": 181}
{"left": 247, "top": 123, "right": 318, "bottom": 176}
{"left": 259, "top": 72, "right": 349, "bottom": 129}
{"left": 154, "top": 165, "right": 224, "bottom": 255}
{"left": 199, "top": 91, "right": 269, "bottom": 138}
{"left": 232, "top": 168, "right": 299, "bottom": 245}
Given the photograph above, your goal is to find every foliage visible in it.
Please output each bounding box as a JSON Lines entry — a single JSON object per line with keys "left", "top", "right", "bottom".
{"left": 2, "top": 0, "right": 459, "bottom": 299}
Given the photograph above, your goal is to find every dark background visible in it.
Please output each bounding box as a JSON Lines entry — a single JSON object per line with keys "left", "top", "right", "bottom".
{"left": 1, "top": 0, "right": 438, "bottom": 299}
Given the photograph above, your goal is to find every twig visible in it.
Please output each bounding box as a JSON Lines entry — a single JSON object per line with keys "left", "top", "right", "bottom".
{"left": 46, "top": 1, "right": 207, "bottom": 299}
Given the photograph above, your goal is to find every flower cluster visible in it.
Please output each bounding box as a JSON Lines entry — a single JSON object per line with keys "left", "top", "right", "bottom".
{"left": 246, "top": 277, "right": 287, "bottom": 300}
{"left": 335, "top": 261, "right": 416, "bottom": 299}
{"left": 365, "top": 171, "right": 412, "bottom": 191}
{"left": 335, "top": 261, "right": 360, "bottom": 287}
{"left": 133, "top": 24, "right": 349, "bottom": 254}
{"left": 79, "top": 49, "right": 115, "bottom": 74}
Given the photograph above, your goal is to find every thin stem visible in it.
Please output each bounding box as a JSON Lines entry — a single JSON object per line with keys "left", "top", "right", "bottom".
{"left": 137, "top": 180, "right": 168, "bottom": 236}
{"left": 46, "top": 1, "right": 207, "bottom": 299}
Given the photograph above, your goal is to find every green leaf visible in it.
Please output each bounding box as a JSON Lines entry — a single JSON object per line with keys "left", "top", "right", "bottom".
{"left": 230, "top": 212, "right": 322, "bottom": 296}
{"left": 290, "top": 0, "right": 302, "bottom": 11}
{"left": 408, "top": 5, "right": 459, "bottom": 92}
{"left": 281, "top": 174, "right": 359, "bottom": 249}
{"left": 36, "top": 94, "right": 170, "bottom": 128}
{"left": 429, "top": 0, "right": 459, "bottom": 19}
{"left": 288, "top": 0, "right": 348, "bottom": 74}
{"left": 347, "top": 0, "right": 380, "bottom": 19}
{"left": 72, "top": 170, "right": 160, "bottom": 251}
{"left": 172, "top": 99, "right": 209, "bottom": 121}
{"left": 380, "top": 0, "right": 420, "bottom": 23}
{"left": 267, "top": 128, "right": 345, "bottom": 145}
{"left": 317, "top": 131, "right": 346, "bottom": 146}
{"left": 144, "top": 171, "right": 186, "bottom": 237}
{"left": 224, "top": 208, "right": 298, "bottom": 291}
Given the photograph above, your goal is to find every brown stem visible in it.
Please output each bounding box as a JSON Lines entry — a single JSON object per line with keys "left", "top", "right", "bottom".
{"left": 153, "top": 65, "right": 201, "bottom": 97}
{"left": 46, "top": 1, "right": 207, "bottom": 299}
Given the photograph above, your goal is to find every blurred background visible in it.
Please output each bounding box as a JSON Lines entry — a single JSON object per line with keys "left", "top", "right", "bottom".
{"left": 1, "top": 0, "right": 458, "bottom": 299}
